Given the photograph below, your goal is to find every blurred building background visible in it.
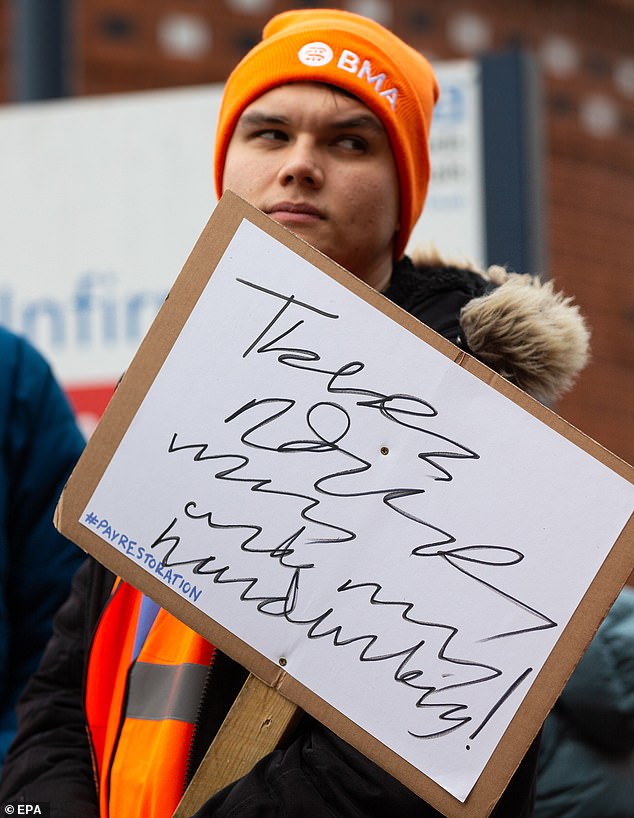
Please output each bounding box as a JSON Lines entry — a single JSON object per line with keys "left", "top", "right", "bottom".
{"left": 0, "top": 0, "right": 632, "bottom": 466}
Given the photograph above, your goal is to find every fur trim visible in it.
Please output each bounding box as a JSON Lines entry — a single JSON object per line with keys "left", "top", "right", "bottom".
{"left": 461, "top": 271, "right": 591, "bottom": 403}
{"left": 412, "top": 247, "right": 591, "bottom": 404}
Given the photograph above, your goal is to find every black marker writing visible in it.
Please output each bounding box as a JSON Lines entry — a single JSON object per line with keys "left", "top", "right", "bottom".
{"left": 144, "top": 276, "right": 557, "bottom": 747}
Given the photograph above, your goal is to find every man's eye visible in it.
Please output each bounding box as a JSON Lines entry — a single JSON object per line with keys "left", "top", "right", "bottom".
{"left": 254, "top": 129, "right": 288, "bottom": 142}
{"left": 335, "top": 136, "right": 367, "bottom": 152}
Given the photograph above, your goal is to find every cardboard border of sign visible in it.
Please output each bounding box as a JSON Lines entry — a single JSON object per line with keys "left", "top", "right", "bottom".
{"left": 55, "top": 191, "right": 634, "bottom": 818}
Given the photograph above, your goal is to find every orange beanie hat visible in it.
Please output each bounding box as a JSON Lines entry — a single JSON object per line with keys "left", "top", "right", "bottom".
{"left": 214, "top": 8, "right": 439, "bottom": 260}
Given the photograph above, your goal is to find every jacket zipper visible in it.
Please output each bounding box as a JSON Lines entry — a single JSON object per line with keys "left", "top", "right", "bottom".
{"left": 184, "top": 646, "right": 217, "bottom": 791}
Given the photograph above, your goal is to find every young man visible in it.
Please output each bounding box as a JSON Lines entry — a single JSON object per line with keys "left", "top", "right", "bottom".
{"left": 0, "top": 9, "right": 590, "bottom": 818}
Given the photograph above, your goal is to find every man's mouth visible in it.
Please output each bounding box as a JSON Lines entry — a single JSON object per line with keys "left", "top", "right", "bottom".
{"left": 265, "top": 202, "right": 326, "bottom": 224}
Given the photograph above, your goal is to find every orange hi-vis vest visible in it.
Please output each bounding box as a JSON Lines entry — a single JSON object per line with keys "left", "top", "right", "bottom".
{"left": 85, "top": 580, "right": 215, "bottom": 818}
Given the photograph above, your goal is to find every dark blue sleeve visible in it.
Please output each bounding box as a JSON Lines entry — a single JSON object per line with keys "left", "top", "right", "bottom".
{"left": 558, "top": 586, "right": 634, "bottom": 752}
{"left": 0, "top": 328, "right": 86, "bottom": 763}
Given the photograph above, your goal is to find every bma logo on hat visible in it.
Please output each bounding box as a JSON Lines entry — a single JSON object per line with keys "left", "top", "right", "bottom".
{"left": 298, "top": 42, "right": 333, "bottom": 67}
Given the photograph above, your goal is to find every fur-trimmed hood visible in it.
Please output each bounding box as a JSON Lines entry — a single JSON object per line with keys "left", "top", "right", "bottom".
{"left": 407, "top": 250, "right": 591, "bottom": 405}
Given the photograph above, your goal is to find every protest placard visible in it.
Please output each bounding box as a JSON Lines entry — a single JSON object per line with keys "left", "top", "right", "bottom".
{"left": 56, "top": 191, "right": 634, "bottom": 818}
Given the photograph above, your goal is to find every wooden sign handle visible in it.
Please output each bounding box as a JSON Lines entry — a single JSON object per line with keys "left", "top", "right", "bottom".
{"left": 173, "top": 673, "right": 301, "bottom": 817}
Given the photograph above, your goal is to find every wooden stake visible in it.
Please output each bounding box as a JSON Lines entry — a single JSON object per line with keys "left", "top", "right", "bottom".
{"left": 173, "top": 673, "right": 300, "bottom": 817}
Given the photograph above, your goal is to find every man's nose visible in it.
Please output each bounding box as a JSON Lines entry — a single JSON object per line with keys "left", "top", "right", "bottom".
{"left": 276, "top": 141, "right": 324, "bottom": 189}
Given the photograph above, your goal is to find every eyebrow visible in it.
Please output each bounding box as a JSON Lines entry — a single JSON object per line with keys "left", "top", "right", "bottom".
{"left": 237, "top": 110, "right": 386, "bottom": 135}
{"left": 237, "top": 111, "right": 291, "bottom": 128}
{"left": 331, "top": 114, "right": 386, "bottom": 134}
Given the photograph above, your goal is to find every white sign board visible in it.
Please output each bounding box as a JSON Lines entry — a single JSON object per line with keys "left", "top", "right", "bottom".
{"left": 57, "top": 194, "right": 634, "bottom": 816}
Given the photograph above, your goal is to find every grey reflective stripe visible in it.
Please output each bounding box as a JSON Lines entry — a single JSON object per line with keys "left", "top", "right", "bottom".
{"left": 126, "top": 662, "right": 208, "bottom": 723}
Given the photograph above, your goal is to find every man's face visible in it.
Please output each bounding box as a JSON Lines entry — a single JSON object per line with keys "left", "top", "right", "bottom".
{"left": 222, "top": 83, "right": 400, "bottom": 291}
